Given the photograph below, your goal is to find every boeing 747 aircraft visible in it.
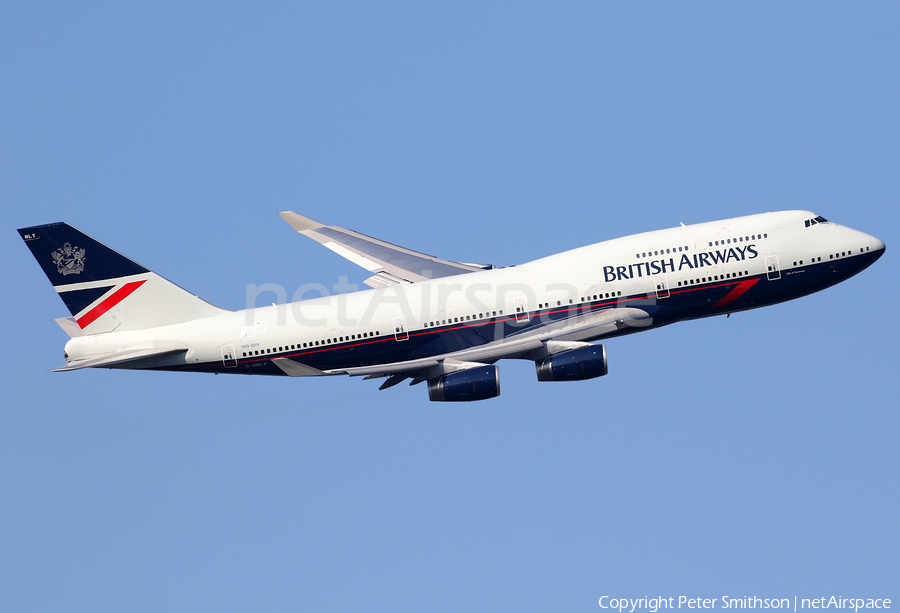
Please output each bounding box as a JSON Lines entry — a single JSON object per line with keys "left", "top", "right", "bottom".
{"left": 18, "top": 211, "right": 884, "bottom": 401}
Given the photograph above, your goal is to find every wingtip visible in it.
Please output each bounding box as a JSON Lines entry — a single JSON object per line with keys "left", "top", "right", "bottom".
{"left": 278, "top": 211, "right": 324, "bottom": 232}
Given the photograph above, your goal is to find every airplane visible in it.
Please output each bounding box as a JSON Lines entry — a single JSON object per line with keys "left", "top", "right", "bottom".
{"left": 17, "top": 210, "right": 885, "bottom": 401}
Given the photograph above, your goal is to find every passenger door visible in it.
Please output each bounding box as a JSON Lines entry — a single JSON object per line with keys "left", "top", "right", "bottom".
{"left": 221, "top": 344, "right": 237, "bottom": 368}
{"left": 765, "top": 255, "right": 781, "bottom": 281}
{"left": 392, "top": 316, "right": 409, "bottom": 341}
{"left": 654, "top": 274, "right": 670, "bottom": 298}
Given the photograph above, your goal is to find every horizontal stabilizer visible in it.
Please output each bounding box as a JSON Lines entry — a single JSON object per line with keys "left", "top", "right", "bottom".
{"left": 279, "top": 211, "right": 491, "bottom": 283}
{"left": 51, "top": 345, "right": 188, "bottom": 372}
{"left": 55, "top": 317, "right": 85, "bottom": 338}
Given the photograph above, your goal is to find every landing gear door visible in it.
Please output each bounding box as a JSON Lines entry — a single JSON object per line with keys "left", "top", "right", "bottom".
{"left": 221, "top": 344, "right": 237, "bottom": 368}
{"left": 654, "top": 274, "right": 670, "bottom": 299}
{"left": 392, "top": 316, "right": 409, "bottom": 341}
{"left": 765, "top": 255, "right": 781, "bottom": 281}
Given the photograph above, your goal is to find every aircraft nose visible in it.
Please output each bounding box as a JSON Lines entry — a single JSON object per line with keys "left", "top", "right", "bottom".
{"left": 870, "top": 235, "right": 886, "bottom": 254}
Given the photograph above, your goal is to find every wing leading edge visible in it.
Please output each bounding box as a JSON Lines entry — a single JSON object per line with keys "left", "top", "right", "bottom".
{"left": 279, "top": 211, "right": 492, "bottom": 287}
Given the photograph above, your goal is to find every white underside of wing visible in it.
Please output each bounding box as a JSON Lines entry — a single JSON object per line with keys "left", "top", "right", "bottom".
{"left": 328, "top": 307, "right": 652, "bottom": 380}
{"left": 321, "top": 241, "right": 381, "bottom": 272}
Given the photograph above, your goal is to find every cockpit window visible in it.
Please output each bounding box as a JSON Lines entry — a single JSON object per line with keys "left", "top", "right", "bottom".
{"left": 805, "top": 216, "right": 829, "bottom": 227}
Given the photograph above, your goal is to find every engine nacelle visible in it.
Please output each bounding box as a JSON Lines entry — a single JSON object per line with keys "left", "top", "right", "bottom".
{"left": 428, "top": 365, "right": 501, "bottom": 402}
{"left": 535, "top": 344, "right": 608, "bottom": 382}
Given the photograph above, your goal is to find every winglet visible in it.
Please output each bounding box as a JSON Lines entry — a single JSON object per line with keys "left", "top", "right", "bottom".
{"left": 279, "top": 211, "right": 324, "bottom": 233}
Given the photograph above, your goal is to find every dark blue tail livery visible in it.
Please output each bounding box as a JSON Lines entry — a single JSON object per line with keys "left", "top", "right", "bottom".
{"left": 18, "top": 223, "right": 149, "bottom": 288}
{"left": 18, "top": 222, "right": 223, "bottom": 332}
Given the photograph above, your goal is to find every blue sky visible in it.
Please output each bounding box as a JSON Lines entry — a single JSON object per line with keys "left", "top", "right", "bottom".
{"left": 1, "top": 2, "right": 898, "bottom": 611}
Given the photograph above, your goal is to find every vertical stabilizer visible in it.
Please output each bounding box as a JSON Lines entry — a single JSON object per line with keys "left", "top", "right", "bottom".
{"left": 18, "top": 223, "right": 226, "bottom": 333}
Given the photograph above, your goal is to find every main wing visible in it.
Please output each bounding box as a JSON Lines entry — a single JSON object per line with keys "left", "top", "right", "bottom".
{"left": 279, "top": 211, "right": 492, "bottom": 287}
{"left": 271, "top": 307, "right": 653, "bottom": 388}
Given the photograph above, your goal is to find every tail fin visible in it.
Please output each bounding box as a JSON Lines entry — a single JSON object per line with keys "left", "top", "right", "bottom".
{"left": 18, "top": 222, "right": 225, "bottom": 333}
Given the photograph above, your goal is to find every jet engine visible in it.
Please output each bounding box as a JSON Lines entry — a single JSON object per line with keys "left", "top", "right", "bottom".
{"left": 428, "top": 365, "right": 501, "bottom": 402}
{"left": 535, "top": 344, "right": 608, "bottom": 382}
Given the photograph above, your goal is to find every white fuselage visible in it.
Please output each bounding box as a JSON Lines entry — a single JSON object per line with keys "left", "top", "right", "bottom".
{"left": 62, "top": 210, "right": 883, "bottom": 372}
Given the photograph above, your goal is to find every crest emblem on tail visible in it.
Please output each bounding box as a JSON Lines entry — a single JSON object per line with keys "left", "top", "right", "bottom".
{"left": 51, "top": 242, "right": 86, "bottom": 275}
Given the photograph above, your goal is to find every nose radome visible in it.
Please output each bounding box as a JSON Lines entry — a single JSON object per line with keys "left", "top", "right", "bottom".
{"left": 871, "top": 235, "right": 886, "bottom": 253}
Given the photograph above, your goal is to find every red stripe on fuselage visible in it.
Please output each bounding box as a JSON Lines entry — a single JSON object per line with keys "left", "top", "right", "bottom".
{"left": 76, "top": 280, "right": 146, "bottom": 329}
{"left": 711, "top": 278, "right": 760, "bottom": 308}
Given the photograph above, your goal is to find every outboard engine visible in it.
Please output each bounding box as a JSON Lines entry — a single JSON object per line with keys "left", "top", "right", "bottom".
{"left": 535, "top": 344, "right": 608, "bottom": 382}
{"left": 428, "top": 365, "right": 501, "bottom": 402}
